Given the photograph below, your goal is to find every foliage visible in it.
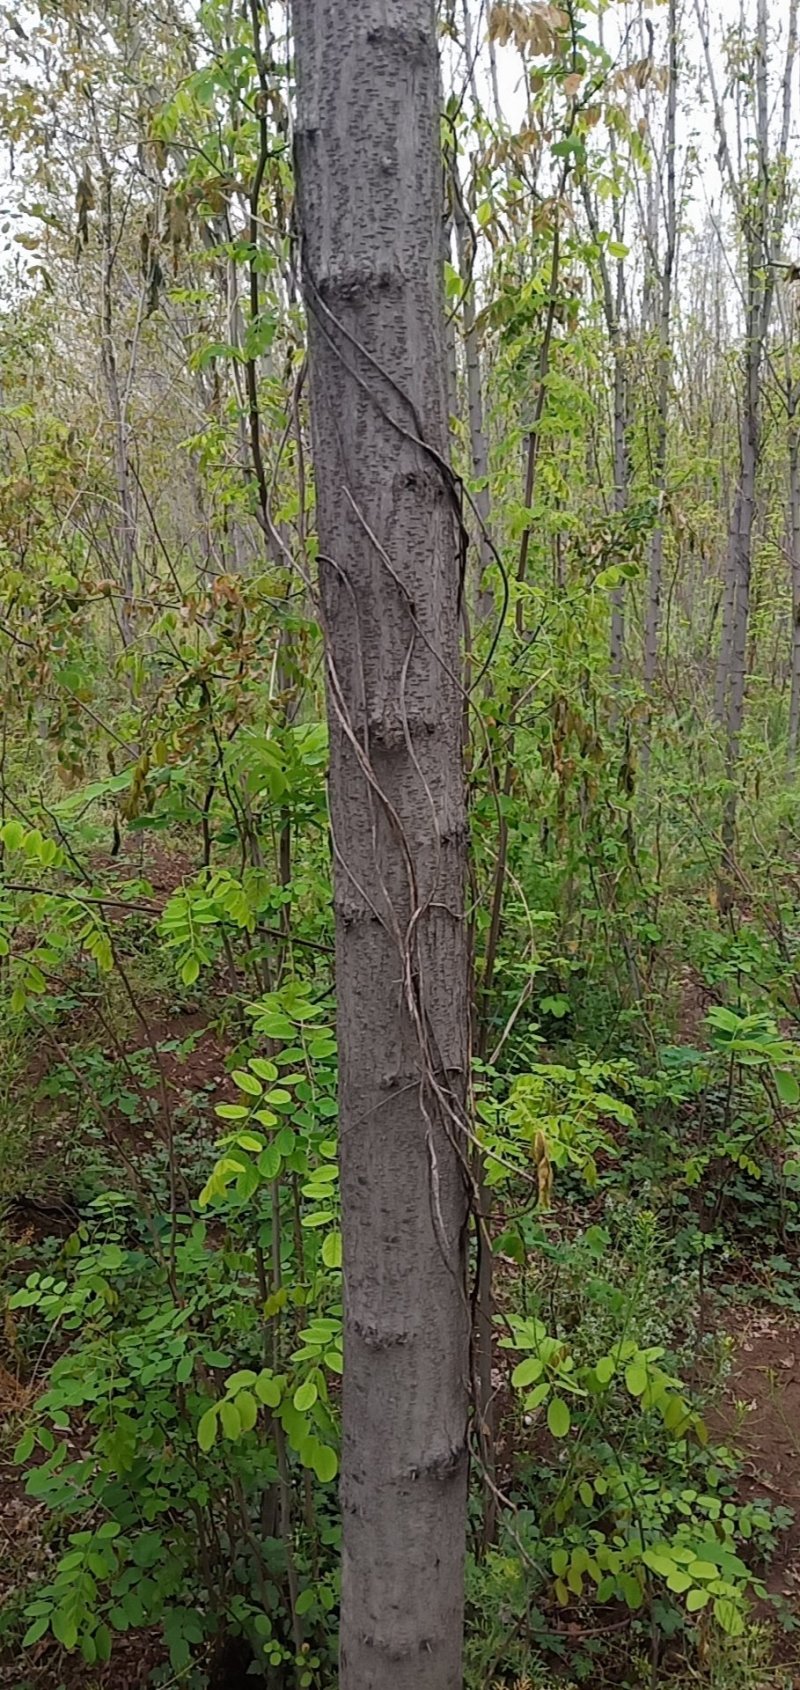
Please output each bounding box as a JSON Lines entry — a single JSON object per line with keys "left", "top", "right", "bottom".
{"left": 1, "top": 0, "right": 800, "bottom": 1685}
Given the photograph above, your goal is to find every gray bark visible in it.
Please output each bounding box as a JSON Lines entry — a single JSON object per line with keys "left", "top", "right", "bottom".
{"left": 698, "top": 0, "right": 796, "bottom": 884}
{"left": 643, "top": 0, "right": 677, "bottom": 690}
{"left": 292, "top": 5, "right": 471, "bottom": 1688}
{"left": 452, "top": 179, "right": 493, "bottom": 617}
{"left": 582, "top": 182, "right": 628, "bottom": 682}
{"left": 98, "top": 171, "right": 138, "bottom": 643}
{"left": 788, "top": 411, "right": 800, "bottom": 771}
{"left": 610, "top": 316, "right": 628, "bottom": 680}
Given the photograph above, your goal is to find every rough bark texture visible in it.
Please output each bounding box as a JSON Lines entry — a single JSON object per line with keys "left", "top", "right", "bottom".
{"left": 292, "top": 5, "right": 471, "bottom": 1687}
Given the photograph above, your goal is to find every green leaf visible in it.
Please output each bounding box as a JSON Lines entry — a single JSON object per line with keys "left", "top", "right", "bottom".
{"left": 249, "top": 1057, "right": 278, "bottom": 1081}
{"left": 215, "top": 1103, "right": 250, "bottom": 1121}
{"left": 14, "top": 1427, "right": 35, "bottom": 1463}
{"left": 220, "top": 1399, "right": 241, "bottom": 1440}
{"left": 294, "top": 1379, "right": 318, "bottom": 1412}
{"left": 312, "top": 1442, "right": 338, "bottom": 1482}
{"left": 619, "top": 1573, "right": 644, "bottom": 1610}
{"left": 22, "top": 1614, "right": 51, "bottom": 1646}
{"left": 95, "top": 1623, "right": 112, "bottom": 1663}
{"left": 667, "top": 1570, "right": 693, "bottom": 1594}
{"left": 595, "top": 1355, "right": 615, "bottom": 1385}
{"left": 686, "top": 1587, "right": 710, "bottom": 1612}
{"left": 226, "top": 1370, "right": 258, "bottom": 1392}
{"left": 322, "top": 1230, "right": 343, "bottom": 1269}
{"left": 52, "top": 1607, "right": 78, "bottom": 1651}
{"left": 1, "top": 819, "right": 25, "bottom": 849}
{"left": 512, "top": 1356, "right": 543, "bottom": 1389}
{"left": 547, "top": 1396, "right": 571, "bottom": 1438}
{"left": 643, "top": 1550, "right": 676, "bottom": 1578}
{"left": 713, "top": 1597, "right": 745, "bottom": 1636}
{"left": 625, "top": 1359, "right": 648, "bottom": 1397}
{"left": 256, "top": 1371, "right": 282, "bottom": 1408}
{"left": 237, "top": 1133, "right": 265, "bottom": 1153}
{"left": 775, "top": 1069, "right": 800, "bottom": 1105}
{"left": 232, "top": 1069, "right": 262, "bottom": 1096}
{"left": 258, "top": 1145, "right": 282, "bottom": 1180}
{"left": 236, "top": 1390, "right": 258, "bottom": 1433}
{"left": 197, "top": 1405, "right": 218, "bottom": 1452}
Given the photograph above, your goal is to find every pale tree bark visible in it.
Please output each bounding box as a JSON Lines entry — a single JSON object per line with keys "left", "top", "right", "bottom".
{"left": 452, "top": 173, "right": 494, "bottom": 617}
{"left": 643, "top": 0, "right": 678, "bottom": 691}
{"left": 582, "top": 182, "right": 628, "bottom": 682}
{"left": 697, "top": 0, "right": 797, "bottom": 889}
{"left": 721, "top": 0, "right": 796, "bottom": 874}
{"left": 788, "top": 409, "right": 800, "bottom": 770}
{"left": 292, "top": 5, "right": 471, "bottom": 1688}
{"left": 778, "top": 276, "right": 800, "bottom": 772}
{"left": 97, "top": 168, "right": 139, "bottom": 644}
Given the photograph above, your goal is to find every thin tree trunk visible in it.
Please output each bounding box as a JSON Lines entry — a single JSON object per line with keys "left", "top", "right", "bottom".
{"left": 610, "top": 333, "right": 627, "bottom": 681}
{"left": 293, "top": 5, "right": 471, "bottom": 1688}
{"left": 714, "top": 511, "right": 739, "bottom": 722}
{"left": 643, "top": 0, "right": 677, "bottom": 690}
{"left": 720, "top": 356, "right": 759, "bottom": 879}
{"left": 788, "top": 415, "right": 800, "bottom": 771}
{"left": 582, "top": 182, "right": 628, "bottom": 684}
{"left": 705, "top": 0, "right": 796, "bottom": 896}
{"left": 452, "top": 176, "right": 493, "bottom": 618}
{"left": 98, "top": 171, "right": 137, "bottom": 643}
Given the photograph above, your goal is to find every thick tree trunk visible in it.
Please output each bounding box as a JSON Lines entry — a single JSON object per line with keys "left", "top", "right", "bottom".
{"left": 292, "top": 6, "right": 471, "bottom": 1688}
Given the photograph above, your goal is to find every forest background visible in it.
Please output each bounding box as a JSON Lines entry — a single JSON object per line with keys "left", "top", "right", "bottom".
{"left": 2, "top": 1, "right": 800, "bottom": 1688}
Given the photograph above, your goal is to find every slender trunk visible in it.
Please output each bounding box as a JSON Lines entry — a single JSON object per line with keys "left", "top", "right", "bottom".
{"left": 714, "top": 509, "right": 739, "bottom": 722}
{"left": 582, "top": 182, "right": 627, "bottom": 684}
{"left": 99, "top": 172, "right": 137, "bottom": 643}
{"left": 722, "top": 0, "right": 762, "bottom": 840}
{"left": 452, "top": 179, "right": 493, "bottom": 617}
{"left": 643, "top": 0, "right": 677, "bottom": 690}
{"left": 293, "top": 6, "right": 471, "bottom": 1688}
{"left": 610, "top": 336, "right": 627, "bottom": 681}
{"left": 788, "top": 414, "right": 800, "bottom": 771}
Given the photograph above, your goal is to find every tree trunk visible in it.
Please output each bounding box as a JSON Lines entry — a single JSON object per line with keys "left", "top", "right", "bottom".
{"left": 788, "top": 415, "right": 800, "bottom": 772}
{"left": 610, "top": 338, "right": 627, "bottom": 682}
{"left": 452, "top": 178, "right": 493, "bottom": 618}
{"left": 98, "top": 171, "right": 137, "bottom": 644}
{"left": 581, "top": 181, "right": 627, "bottom": 687}
{"left": 292, "top": 6, "right": 471, "bottom": 1689}
{"left": 720, "top": 355, "right": 759, "bottom": 881}
{"left": 643, "top": 0, "right": 677, "bottom": 691}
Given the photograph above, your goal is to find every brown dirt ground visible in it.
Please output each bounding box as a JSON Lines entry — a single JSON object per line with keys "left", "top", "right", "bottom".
{"left": 708, "top": 1306, "right": 800, "bottom": 1679}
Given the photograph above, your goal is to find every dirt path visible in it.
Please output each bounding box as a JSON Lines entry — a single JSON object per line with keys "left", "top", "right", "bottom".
{"left": 710, "top": 1308, "right": 800, "bottom": 1676}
